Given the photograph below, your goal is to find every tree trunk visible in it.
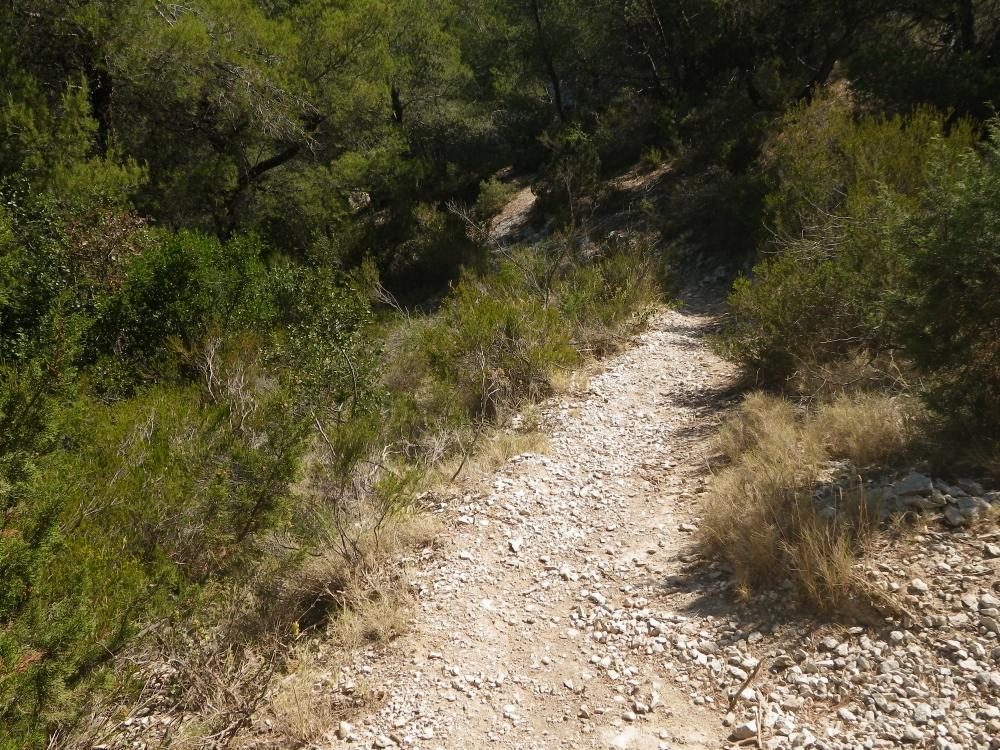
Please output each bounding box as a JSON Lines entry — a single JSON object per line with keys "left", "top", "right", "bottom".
{"left": 794, "top": 25, "right": 855, "bottom": 103}
{"left": 529, "top": 0, "right": 566, "bottom": 122}
{"left": 390, "top": 84, "right": 404, "bottom": 124}
{"left": 86, "top": 60, "right": 114, "bottom": 153}
{"left": 955, "top": 0, "right": 976, "bottom": 53}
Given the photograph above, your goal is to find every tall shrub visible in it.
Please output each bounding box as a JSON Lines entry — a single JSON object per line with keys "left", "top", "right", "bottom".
{"left": 719, "top": 87, "right": 976, "bottom": 383}
{"left": 895, "top": 122, "right": 1000, "bottom": 436}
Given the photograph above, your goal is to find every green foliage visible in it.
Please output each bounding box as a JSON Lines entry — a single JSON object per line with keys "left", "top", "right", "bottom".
{"left": 0, "top": 377, "right": 299, "bottom": 741}
{"left": 474, "top": 176, "right": 518, "bottom": 225}
{"left": 718, "top": 89, "right": 976, "bottom": 383}
{"left": 375, "top": 201, "right": 482, "bottom": 300}
{"left": 536, "top": 125, "right": 601, "bottom": 220}
{"left": 894, "top": 123, "right": 1000, "bottom": 436}
{"left": 421, "top": 267, "right": 577, "bottom": 419}
{"left": 0, "top": 308, "right": 86, "bottom": 743}
{"left": 0, "top": 0, "right": 998, "bottom": 744}
{"left": 0, "top": 267, "right": 378, "bottom": 743}
{"left": 555, "top": 238, "right": 661, "bottom": 354}
{"left": 385, "top": 235, "right": 661, "bottom": 454}
{"left": 88, "top": 231, "right": 275, "bottom": 390}
{"left": 0, "top": 187, "right": 70, "bottom": 350}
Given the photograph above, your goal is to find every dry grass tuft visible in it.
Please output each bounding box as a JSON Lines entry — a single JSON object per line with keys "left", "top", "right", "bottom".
{"left": 548, "top": 367, "right": 589, "bottom": 395}
{"left": 429, "top": 428, "right": 549, "bottom": 488}
{"left": 701, "top": 391, "right": 919, "bottom": 615}
{"left": 714, "top": 391, "right": 800, "bottom": 462}
{"left": 328, "top": 586, "right": 412, "bottom": 649}
{"left": 789, "top": 351, "right": 911, "bottom": 401}
{"left": 809, "top": 393, "right": 923, "bottom": 467}
{"left": 267, "top": 503, "right": 438, "bottom": 636}
{"left": 265, "top": 659, "right": 337, "bottom": 748}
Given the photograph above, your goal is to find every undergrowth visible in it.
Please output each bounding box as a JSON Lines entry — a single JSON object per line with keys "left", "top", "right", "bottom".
{"left": 384, "top": 234, "right": 661, "bottom": 466}
{"left": 49, "top": 229, "right": 664, "bottom": 749}
{"left": 701, "top": 392, "right": 922, "bottom": 615}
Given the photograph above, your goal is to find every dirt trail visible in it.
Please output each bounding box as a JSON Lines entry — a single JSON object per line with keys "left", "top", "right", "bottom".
{"left": 332, "top": 297, "right": 738, "bottom": 750}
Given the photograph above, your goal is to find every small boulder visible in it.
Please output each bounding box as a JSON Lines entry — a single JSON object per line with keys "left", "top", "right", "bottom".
{"left": 943, "top": 505, "right": 967, "bottom": 527}
{"left": 956, "top": 478, "right": 985, "bottom": 495}
{"left": 957, "top": 495, "right": 990, "bottom": 520}
{"left": 336, "top": 721, "right": 355, "bottom": 740}
{"left": 901, "top": 725, "right": 923, "bottom": 743}
{"left": 894, "top": 472, "right": 933, "bottom": 496}
{"left": 729, "top": 721, "right": 758, "bottom": 742}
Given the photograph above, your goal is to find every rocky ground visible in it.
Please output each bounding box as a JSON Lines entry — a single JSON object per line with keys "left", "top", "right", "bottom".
{"left": 321, "top": 298, "right": 999, "bottom": 750}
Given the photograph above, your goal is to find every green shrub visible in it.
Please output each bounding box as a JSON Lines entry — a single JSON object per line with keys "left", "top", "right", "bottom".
{"left": 0, "top": 252, "right": 380, "bottom": 745}
{"left": 536, "top": 125, "right": 601, "bottom": 221}
{"left": 474, "top": 176, "right": 518, "bottom": 225}
{"left": 718, "top": 88, "right": 976, "bottom": 384}
{"left": 556, "top": 237, "right": 661, "bottom": 354}
{"left": 660, "top": 165, "right": 768, "bottom": 262}
{"left": 0, "top": 371, "right": 306, "bottom": 742}
{"left": 0, "top": 185, "right": 74, "bottom": 353}
{"left": 383, "top": 236, "right": 662, "bottom": 458}
{"left": 88, "top": 230, "right": 276, "bottom": 390}
{"left": 894, "top": 122, "right": 1000, "bottom": 436}
{"left": 420, "top": 267, "right": 577, "bottom": 419}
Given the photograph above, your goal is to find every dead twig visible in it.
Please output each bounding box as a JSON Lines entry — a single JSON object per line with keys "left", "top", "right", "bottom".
{"left": 728, "top": 659, "right": 765, "bottom": 712}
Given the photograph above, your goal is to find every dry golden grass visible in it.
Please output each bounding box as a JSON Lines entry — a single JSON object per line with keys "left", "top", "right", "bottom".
{"left": 254, "top": 635, "right": 385, "bottom": 749}
{"left": 328, "top": 586, "right": 412, "bottom": 649}
{"left": 266, "top": 667, "right": 335, "bottom": 748}
{"left": 713, "top": 391, "right": 801, "bottom": 462}
{"left": 701, "top": 391, "right": 918, "bottom": 614}
{"left": 789, "top": 351, "right": 911, "bottom": 400}
{"left": 427, "top": 428, "right": 549, "bottom": 488}
{"left": 268, "top": 503, "right": 439, "bottom": 633}
{"left": 548, "top": 367, "right": 589, "bottom": 394}
{"left": 809, "top": 393, "right": 923, "bottom": 466}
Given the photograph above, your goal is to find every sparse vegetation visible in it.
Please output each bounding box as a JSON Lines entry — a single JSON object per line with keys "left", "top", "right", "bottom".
{"left": 704, "top": 85, "right": 998, "bottom": 617}
{"left": 383, "top": 235, "right": 660, "bottom": 465}
{"left": 701, "top": 392, "right": 921, "bottom": 613}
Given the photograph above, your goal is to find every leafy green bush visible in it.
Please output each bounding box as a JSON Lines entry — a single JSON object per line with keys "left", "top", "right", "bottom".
{"left": 718, "top": 88, "right": 976, "bottom": 384}
{"left": 0, "top": 185, "right": 75, "bottom": 351}
{"left": 475, "top": 176, "right": 519, "bottom": 225}
{"left": 0, "top": 249, "right": 380, "bottom": 746}
{"left": 535, "top": 125, "right": 601, "bottom": 221}
{"left": 0, "top": 307, "right": 86, "bottom": 748}
{"left": 1, "top": 376, "right": 301, "bottom": 742}
{"left": 660, "top": 165, "right": 768, "bottom": 262}
{"left": 894, "top": 122, "right": 1000, "bottom": 436}
{"left": 88, "top": 230, "right": 277, "bottom": 391}
{"left": 383, "top": 235, "right": 662, "bottom": 461}
{"left": 556, "top": 237, "right": 661, "bottom": 354}
{"left": 420, "top": 266, "right": 577, "bottom": 419}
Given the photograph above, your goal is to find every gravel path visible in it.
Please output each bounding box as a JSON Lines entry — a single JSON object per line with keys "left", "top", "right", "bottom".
{"left": 326, "top": 292, "right": 1000, "bottom": 750}
{"left": 331, "top": 299, "right": 737, "bottom": 750}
